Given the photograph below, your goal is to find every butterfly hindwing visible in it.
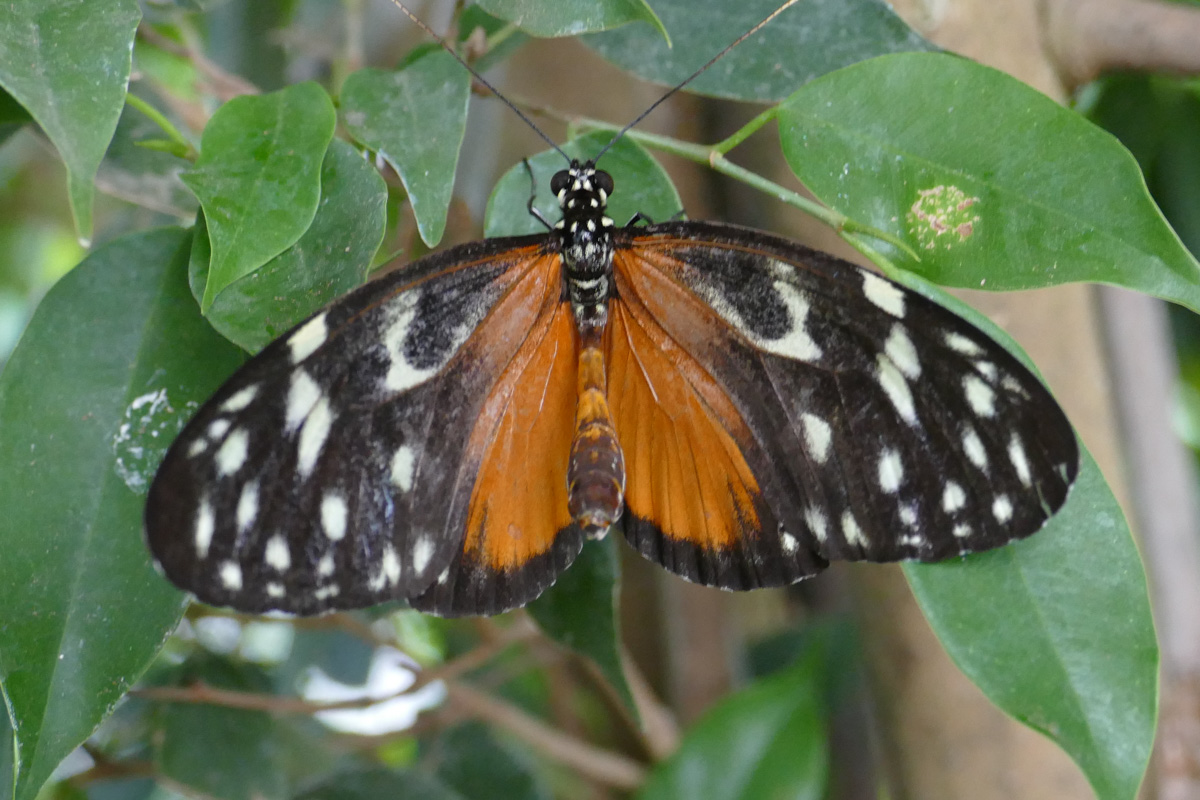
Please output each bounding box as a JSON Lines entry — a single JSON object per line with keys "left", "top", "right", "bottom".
{"left": 146, "top": 236, "right": 563, "bottom": 615}
{"left": 611, "top": 221, "right": 1078, "bottom": 588}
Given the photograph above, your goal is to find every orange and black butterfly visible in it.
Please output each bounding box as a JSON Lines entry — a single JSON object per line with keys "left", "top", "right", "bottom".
{"left": 144, "top": 11, "right": 1078, "bottom": 618}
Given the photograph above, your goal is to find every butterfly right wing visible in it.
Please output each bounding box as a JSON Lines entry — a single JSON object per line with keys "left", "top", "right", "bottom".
{"left": 145, "top": 236, "right": 566, "bottom": 616}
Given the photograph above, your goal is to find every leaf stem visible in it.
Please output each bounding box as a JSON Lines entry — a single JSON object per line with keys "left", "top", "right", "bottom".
{"left": 124, "top": 93, "right": 197, "bottom": 161}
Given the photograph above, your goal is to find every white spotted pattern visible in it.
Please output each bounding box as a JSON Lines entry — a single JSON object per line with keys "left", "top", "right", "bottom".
{"left": 993, "top": 495, "right": 1014, "bottom": 523}
{"left": 264, "top": 535, "right": 290, "bottom": 572}
{"left": 953, "top": 523, "right": 972, "bottom": 539}
{"left": 942, "top": 481, "right": 966, "bottom": 513}
{"left": 220, "top": 384, "right": 259, "bottom": 413}
{"left": 877, "top": 449, "right": 904, "bottom": 493}
{"left": 391, "top": 445, "right": 416, "bottom": 492}
{"left": 383, "top": 545, "right": 402, "bottom": 586}
{"left": 285, "top": 370, "right": 322, "bottom": 433}
{"left": 289, "top": 313, "right": 328, "bottom": 363}
{"left": 1009, "top": 434, "right": 1033, "bottom": 487}
{"left": 801, "top": 413, "right": 833, "bottom": 463}
{"left": 962, "top": 427, "right": 989, "bottom": 470}
{"left": 781, "top": 531, "right": 799, "bottom": 554}
{"left": 964, "top": 375, "right": 997, "bottom": 418}
{"left": 321, "top": 493, "right": 348, "bottom": 541}
{"left": 297, "top": 395, "right": 334, "bottom": 479}
{"left": 805, "top": 507, "right": 828, "bottom": 543}
{"left": 219, "top": 561, "right": 243, "bottom": 591}
{"left": 412, "top": 536, "right": 434, "bottom": 575}
{"left": 215, "top": 428, "right": 249, "bottom": 476}
{"left": 383, "top": 299, "right": 438, "bottom": 393}
{"left": 236, "top": 480, "right": 259, "bottom": 534}
{"left": 944, "top": 332, "right": 983, "bottom": 356}
{"left": 862, "top": 272, "right": 905, "bottom": 317}
{"left": 194, "top": 498, "right": 215, "bottom": 558}
{"left": 884, "top": 325, "right": 921, "bottom": 379}
{"left": 266, "top": 582, "right": 286, "bottom": 598}
{"left": 841, "top": 511, "right": 868, "bottom": 549}
{"left": 899, "top": 504, "right": 918, "bottom": 526}
{"left": 876, "top": 354, "right": 917, "bottom": 424}
{"left": 317, "top": 553, "right": 335, "bottom": 578}
{"left": 760, "top": 281, "right": 822, "bottom": 362}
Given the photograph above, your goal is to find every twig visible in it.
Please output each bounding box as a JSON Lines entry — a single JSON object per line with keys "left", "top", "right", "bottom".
{"left": 445, "top": 681, "right": 647, "bottom": 790}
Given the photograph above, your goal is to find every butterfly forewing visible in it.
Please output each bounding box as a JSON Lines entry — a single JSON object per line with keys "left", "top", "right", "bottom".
{"left": 146, "top": 236, "right": 562, "bottom": 615}
{"left": 610, "top": 221, "right": 1077, "bottom": 587}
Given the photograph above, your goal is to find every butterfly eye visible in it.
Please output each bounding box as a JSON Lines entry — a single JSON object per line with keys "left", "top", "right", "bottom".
{"left": 550, "top": 169, "right": 571, "bottom": 196}
{"left": 593, "top": 170, "right": 614, "bottom": 196}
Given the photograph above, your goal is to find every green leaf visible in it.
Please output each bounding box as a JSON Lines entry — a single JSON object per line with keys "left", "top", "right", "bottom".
{"left": 907, "top": 448, "right": 1156, "bottom": 800}
{"left": 636, "top": 655, "right": 827, "bottom": 800}
{"left": 294, "top": 767, "right": 461, "bottom": 800}
{"left": 485, "top": 131, "right": 681, "bottom": 237}
{"left": 475, "top": 0, "right": 667, "bottom": 40}
{"left": 0, "top": 0, "right": 142, "bottom": 241}
{"left": 0, "top": 228, "right": 243, "bottom": 800}
{"left": 181, "top": 82, "right": 336, "bottom": 311}
{"left": 428, "top": 723, "right": 550, "bottom": 800}
{"left": 0, "top": 88, "right": 32, "bottom": 147}
{"left": 153, "top": 657, "right": 286, "bottom": 800}
{"left": 586, "top": 0, "right": 934, "bottom": 102}
{"left": 341, "top": 51, "right": 470, "bottom": 248}
{"left": 96, "top": 93, "right": 197, "bottom": 219}
{"left": 777, "top": 52, "right": 1200, "bottom": 311}
{"left": 191, "top": 139, "right": 387, "bottom": 352}
{"left": 528, "top": 538, "right": 634, "bottom": 716}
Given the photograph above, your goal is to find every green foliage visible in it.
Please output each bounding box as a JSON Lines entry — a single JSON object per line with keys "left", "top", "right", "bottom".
{"left": 0, "top": 2, "right": 1173, "bottom": 800}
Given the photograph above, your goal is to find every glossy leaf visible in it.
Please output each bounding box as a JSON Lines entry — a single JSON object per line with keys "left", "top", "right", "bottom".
{"left": 476, "top": 0, "right": 667, "bottom": 39}
{"left": 191, "top": 139, "right": 388, "bottom": 352}
{"left": 341, "top": 51, "right": 469, "bottom": 248}
{"left": 428, "top": 723, "right": 550, "bottom": 800}
{"left": 294, "top": 768, "right": 460, "bottom": 800}
{"left": 778, "top": 52, "right": 1200, "bottom": 311}
{"left": 181, "top": 82, "right": 336, "bottom": 311}
{"left": 636, "top": 655, "right": 827, "bottom": 800}
{"left": 586, "top": 0, "right": 934, "bottom": 102}
{"left": 0, "top": 0, "right": 141, "bottom": 240}
{"left": 0, "top": 228, "right": 243, "bottom": 800}
{"left": 528, "top": 538, "right": 634, "bottom": 715}
{"left": 153, "top": 657, "right": 285, "bottom": 800}
{"left": 907, "top": 449, "right": 1156, "bottom": 800}
{"left": 485, "top": 131, "right": 682, "bottom": 237}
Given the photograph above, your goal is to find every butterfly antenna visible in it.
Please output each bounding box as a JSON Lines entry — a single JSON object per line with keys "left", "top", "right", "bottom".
{"left": 592, "top": 0, "right": 803, "bottom": 163}
{"left": 385, "top": 0, "right": 570, "bottom": 162}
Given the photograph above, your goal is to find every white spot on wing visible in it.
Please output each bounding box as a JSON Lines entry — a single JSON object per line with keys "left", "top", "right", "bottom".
{"left": 266, "top": 582, "right": 285, "bottom": 598}
{"left": 876, "top": 354, "right": 917, "bottom": 424}
{"left": 391, "top": 445, "right": 416, "bottom": 492}
{"left": 944, "top": 332, "right": 983, "bottom": 356}
{"left": 762, "top": 281, "right": 822, "bottom": 362}
{"left": 801, "top": 413, "right": 833, "bottom": 463}
{"left": 265, "top": 535, "right": 290, "bottom": 571}
{"left": 993, "top": 495, "right": 1014, "bottom": 523}
{"left": 963, "top": 375, "right": 997, "bottom": 417}
{"left": 412, "top": 536, "right": 434, "bottom": 575}
{"left": 314, "top": 584, "right": 340, "bottom": 601}
{"left": 220, "top": 384, "right": 259, "bottom": 413}
{"left": 195, "top": 498, "right": 215, "bottom": 558}
{"left": 297, "top": 396, "right": 334, "bottom": 479}
{"left": 841, "top": 511, "right": 867, "bottom": 549}
{"left": 219, "top": 561, "right": 243, "bottom": 591}
{"left": 383, "top": 299, "right": 437, "bottom": 393}
{"left": 953, "top": 523, "right": 972, "bottom": 539}
{"left": 286, "top": 370, "right": 322, "bottom": 433}
{"left": 383, "top": 545, "right": 402, "bottom": 585}
{"left": 207, "top": 418, "right": 231, "bottom": 441}
{"left": 317, "top": 553, "right": 335, "bottom": 577}
{"left": 877, "top": 449, "right": 904, "bottom": 493}
{"left": 781, "top": 531, "right": 799, "bottom": 554}
{"left": 963, "top": 427, "right": 989, "bottom": 470}
{"left": 1009, "top": 434, "right": 1032, "bottom": 486}
{"left": 942, "top": 482, "right": 966, "bottom": 513}
{"left": 321, "top": 493, "right": 348, "bottom": 541}
{"left": 899, "top": 504, "right": 918, "bottom": 526}
{"left": 805, "top": 507, "right": 828, "bottom": 543}
{"left": 215, "top": 428, "right": 249, "bottom": 476}
{"left": 863, "top": 272, "right": 905, "bottom": 317}
{"left": 884, "top": 325, "right": 921, "bottom": 379}
{"left": 236, "top": 481, "right": 259, "bottom": 534}
{"left": 289, "top": 313, "right": 328, "bottom": 363}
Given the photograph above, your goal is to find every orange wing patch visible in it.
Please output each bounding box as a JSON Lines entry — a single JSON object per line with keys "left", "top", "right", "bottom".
{"left": 461, "top": 261, "right": 578, "bottom": 572}
{"left": 608, "top": 250, "right": 762, "bottom": 550}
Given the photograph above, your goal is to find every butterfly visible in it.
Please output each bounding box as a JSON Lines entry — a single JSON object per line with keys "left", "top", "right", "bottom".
{"left": 144, "top": 4, "right": 1079, "bottom": 618}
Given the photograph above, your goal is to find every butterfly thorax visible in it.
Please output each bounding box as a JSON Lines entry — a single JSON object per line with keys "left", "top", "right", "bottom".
{"left": 553, "top": 162, "right": 616, "bottom": 314}
{"left": 552, "top": 162, "right": 626, "bottom": 538}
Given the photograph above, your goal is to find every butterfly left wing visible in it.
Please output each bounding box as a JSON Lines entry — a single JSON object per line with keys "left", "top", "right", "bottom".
{"left": 146, "top": 237, "right": 575, "bottom": 616}
{"left": 609, "top": 220, "right": 1078, "bottom": 589}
